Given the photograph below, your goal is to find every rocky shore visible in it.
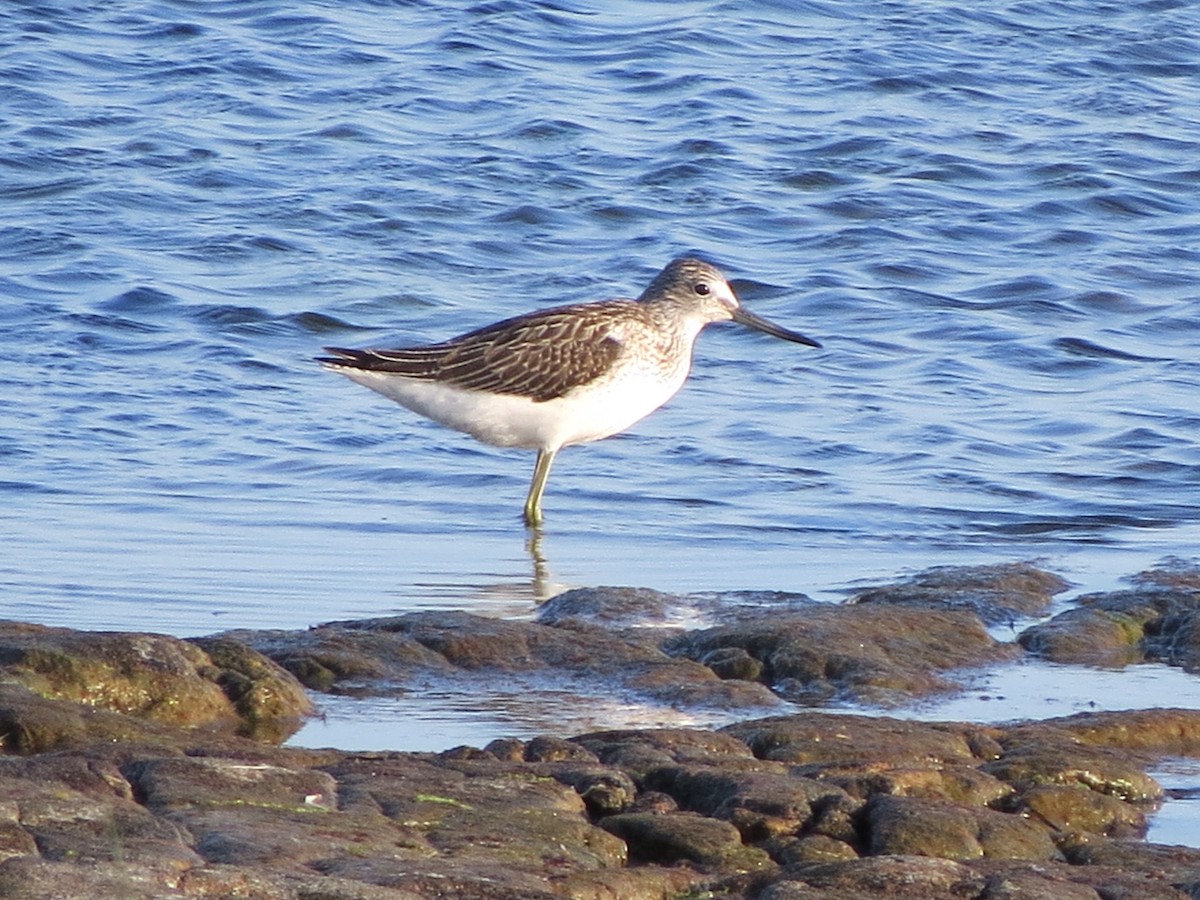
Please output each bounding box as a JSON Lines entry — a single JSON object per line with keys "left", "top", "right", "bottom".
{"left": 1, "top": 562, "right": 1199, "bottom": 898}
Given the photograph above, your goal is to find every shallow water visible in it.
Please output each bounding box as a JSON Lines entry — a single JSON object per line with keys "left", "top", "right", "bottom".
{"left": 4, "top": 0, "right": 1200, "bottom": 757}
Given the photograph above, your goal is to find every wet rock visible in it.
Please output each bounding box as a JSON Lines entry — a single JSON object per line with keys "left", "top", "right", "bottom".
{"left": 851, "top": 562, "right": 1069, "bottom": 624}
{"left": 523, "top": 734, "right": 599, "bottom": 762}
{"left": 701, "top": 646, "right": 765, "bottom": 681}
{"left": 230, "top": 623, "right": 452, "bottom": 694}
{"left": 566, "top": 768, "right": 639, "bottom": 817}
{"left": 126, "top": 755, "right": 339, "bottom": 816}
{"left": 0, "top": 696, "right": 1191, "bottom": 897}
{"left": 0, "top": 683, "right": 158, "bottom": 754}
{"left": 1043, "top": 707, "right": 1200, "bottom": 755}
{"left": 0, "top": 621, "right": 311, "bottom": 740}
{"left": 1015, "top": 784, "right": 1146, "bottom": 837}
{"left": 0, "top": 584, "right": 1198, "bottom": 897}
{"left": 436, "top": 745, "right": 640, "bottom": 818}
{"left": 1058, "top": 832, "right": 1200, "bottom": 890}
{"left": 969, "top": 858, "right": 1193, "bottom": 900}
{"left": 482, "top": 736, "right": 526, "bottom": 761}
{"left": 766, "top": 832, "right": 859, "bottom": 865}
{"left": 233, "top": 611, "right": 784, "bottom": 713}
{"left": 536, "top": 585, "right": 688, "bottom": 627}
{"left": 642, "top": 766, "right": 854, "bottom": 842}
{"left": 983, "top": 714, "right": 1185, "bottom": 802}
{"left": 866, "top": 794, "right": 1059, "bottom": 861}
{"left": 722, "top": 713, "right": 995, "bottom": 768}
{"left": 1019, "top": 581, "right": 1200, "bottom": 671}
{"left": 765, "top": 855, "right": 975, "bottom": 899}
{"left": 572, "top": 727, "right": 759, "bottom": 778}
{"left": 599, "top": 810, "right": 772, "bottom": 870}
{"left": 188, "top": 636, "right": 315, "bottom": 740}
{"left": 766, "top": 854, "right": 1196, "bottom": 899}
{"left": 669, "top": 605, "right": 1016, "bottom": 706}
{"left": 1019, "top": 611, "right": 1145, "bottom": 667}
{"left": 824, "top": 763, "right": 1013, "bottom": 807}
{"left": 536, "top": 585, "right": 813, "bottom": 631}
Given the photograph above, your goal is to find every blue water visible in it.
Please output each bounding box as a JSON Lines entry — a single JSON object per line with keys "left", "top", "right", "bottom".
{"left": 4, "top": 2, "right": 1200, "bottom": 763}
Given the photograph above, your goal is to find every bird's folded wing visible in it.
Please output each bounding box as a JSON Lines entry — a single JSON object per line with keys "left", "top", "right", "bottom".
{"left": 319, "top": 302, "right": 631, "bottom": 403}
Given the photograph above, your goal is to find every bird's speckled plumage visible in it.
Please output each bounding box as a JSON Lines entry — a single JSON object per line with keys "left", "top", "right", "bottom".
{"left": 319, "top": 257, "right": 820, "bottom": 525}
{"left": 321, "top": 300, "right": 639, "bottom": 403}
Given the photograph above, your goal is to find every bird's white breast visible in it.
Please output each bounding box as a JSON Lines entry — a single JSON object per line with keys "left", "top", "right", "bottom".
{"left": 334, "top": 321, "right": 696, "bottom": 452}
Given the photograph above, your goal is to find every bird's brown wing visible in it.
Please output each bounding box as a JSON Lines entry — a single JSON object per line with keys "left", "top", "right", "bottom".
{"left": 319, "top": 300, "right": 634, "bottom": 403}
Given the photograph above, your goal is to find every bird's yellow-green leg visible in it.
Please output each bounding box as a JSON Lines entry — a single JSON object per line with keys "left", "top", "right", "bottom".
{"left": 523, "top": 448, "right": 557, "bottom": 527}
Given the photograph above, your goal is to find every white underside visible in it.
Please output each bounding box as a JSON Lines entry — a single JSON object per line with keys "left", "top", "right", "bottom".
{"left": 332, "top": 359, "right": 690, "bottom": 452}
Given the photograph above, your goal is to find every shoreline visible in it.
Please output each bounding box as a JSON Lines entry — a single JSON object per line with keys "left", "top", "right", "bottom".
{"left": 0, "top": 561, "right": 1199, "bottom": 895}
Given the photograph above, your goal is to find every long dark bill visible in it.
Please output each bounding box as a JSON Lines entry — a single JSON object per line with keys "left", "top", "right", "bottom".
{"left": 731, "top": 306, "right": 822, "bottom": 348}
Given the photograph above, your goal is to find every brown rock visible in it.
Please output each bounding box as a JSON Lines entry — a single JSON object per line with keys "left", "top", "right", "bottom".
{"left": 599, "top": 810, "right": 773, "bottom": 871}
{"left": 0, "top": 621, "right": 310, "bottom": 739}
{"left": 767, "top": 855, "right": 976, "bottom": 899}
{"left": 767, "top": 833, "right": 859, "bottom": 865}
{"left": 1019, "top": 585, "right": 1200, "bottom": 671}
{"left": 822, "top": 763, "right": 1012, "bottom": 807}
{"left": 642, "top": 765, "right": 854, "bottom": 842}
{"left": 188, "top": 636, "right": 315, "bottom": 739}
{"left": 722, "top": 713, "right": 994, "bottom": 767}
{"left": 572, "top": 727, "right": 758, "bottom": 778}
{"left": 671, "top": 605, "right": 1016, "bottom": 706}
{"left": 237, "top": 611, "right": 784, "bottom": 713}
{"left": 851, "top": 562, "right": 1068, "bottom": 623}
{"left": 1016, "top": 784, "right": 1146, "bottom": 837}
{"left": 985, "top": 722, "right": 1165, "bottom": 802}
{"left": 1018, "top": 605, "right": 1150, "bottom": 667}
{"left": 972, "top": 856, "right": 1195, "bottom": 899}
{"left": 866, "top": 795, "right": 1059, "bottom": 861}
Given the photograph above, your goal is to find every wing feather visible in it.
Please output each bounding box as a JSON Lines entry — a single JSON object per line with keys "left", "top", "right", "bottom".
{"left": 318, "top": 300, "right": 637, "bottom": 402}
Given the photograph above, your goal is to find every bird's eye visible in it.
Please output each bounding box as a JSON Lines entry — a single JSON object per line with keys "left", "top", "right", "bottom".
{"left": 693, "top": 281, "right": 711, "bottom": 296}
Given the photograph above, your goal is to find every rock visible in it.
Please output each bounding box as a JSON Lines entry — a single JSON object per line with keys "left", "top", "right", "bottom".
{"left": 865, "top": 795, "right": 1059, "bottom": 861}
{"left": 0, "top": 621, "right": 311, "bottom": 740}
{"left": 1019, "top": 583, "right": 1200, "bottom": 671}
{"left": 969, "top": 858, "right": 1192, "bottom": 900}
{"left": 1058, "top": 832, "right": 1200, "bottom": 890}
{"left": 1018, "top": 603, "right": 1159, "bottom": 667}
{"left": 536, "top": 586, "right": 689, "bottom": 628}
{"left": 701, "top": 646, "right": 765, "bottom": 681}
{"left": 187, "top": 636, "right": 315, "bottom": 740}
{"left": 851, "top": 562, "right": 1068, "bottom": 624}
{"left": 522, "top": 734, "right": 598, "bottom": 762}
{"left": 766, "top": 833, "right": 859, "bottom": 865}
{"left": 722, "top": 713, "right": 996, "bottom": 768}
{"left": 599, "top": 811, "right": 773, "bottom": 870}
{"left": 983, "top": 715, "right": 1177, "bottom": 802}
{"left": 1014, "top": 785, "right": 1146, "bottom": 837}
{"left": 536, "top": 586, "right": 813, "bottom": 631}
{"left": 572, "top": 727, "right": 758, "bottom": 778}
{"left": 824, "top": 763, "right": 1013, "bottom": 807}
{"left": 765, "top": 855, "right": 975, "bottom": 899}
{"left": 232, "top": 611, "right": 785, "bottom": 713}
{"left": 1043, "top": 708, "right": 1200, "bottom": 755}
{"left": 642, "top": 766, "right": 854, "bottom": 842}
{"left": 0, "top": 577, "right": 1196, "bottom": 898}
{"left": 670, "top": 605, "right": 1017, "bottom": 706}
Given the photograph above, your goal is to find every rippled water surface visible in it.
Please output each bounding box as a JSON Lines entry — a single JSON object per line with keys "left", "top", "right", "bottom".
{"left": 4, "top": 2, "right": 1200, "bottom": 745}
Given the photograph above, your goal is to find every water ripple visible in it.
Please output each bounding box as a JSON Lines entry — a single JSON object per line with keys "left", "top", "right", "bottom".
{"left": 0, "top": 0, "right": 1198, "bottom": 640}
